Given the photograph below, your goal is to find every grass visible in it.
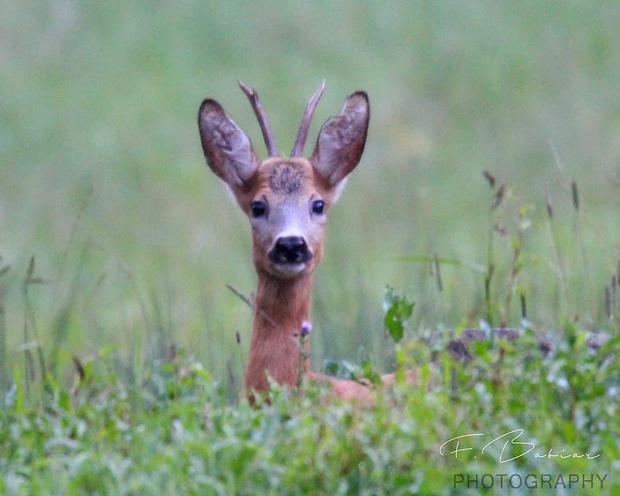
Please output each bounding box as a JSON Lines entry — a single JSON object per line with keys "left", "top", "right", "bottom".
{"left": 1, "top": 313, "right": 618, "bottom": 494}
{"left": 1, "top": 1, "right": 620, "bottom": 494}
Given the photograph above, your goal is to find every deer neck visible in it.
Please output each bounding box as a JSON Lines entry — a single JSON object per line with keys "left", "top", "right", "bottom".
{"left": 244, "top": 271, "right": 313, "bottom": 393}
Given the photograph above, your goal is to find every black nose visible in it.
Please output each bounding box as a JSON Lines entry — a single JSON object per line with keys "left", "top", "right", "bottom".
{"left": 269, "top": 236, "right": 312, "bottom": 264}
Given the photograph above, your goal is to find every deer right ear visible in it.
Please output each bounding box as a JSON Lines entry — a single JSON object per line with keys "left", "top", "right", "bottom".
{"left": 198, "top": 99, "right": 259, "bottom": 188}
{"left": 310, "top": 91, "right": 369, "bottom": 188}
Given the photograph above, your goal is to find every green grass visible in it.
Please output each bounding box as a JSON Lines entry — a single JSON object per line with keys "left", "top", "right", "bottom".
{"left": 1, "top": 325, "right": 618, "bottom": 495}
{"left": 1, "top": 1, "right": 619, "bottom": 494}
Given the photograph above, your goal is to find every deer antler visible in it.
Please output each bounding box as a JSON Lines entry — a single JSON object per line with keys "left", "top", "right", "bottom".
{"left": 290, "top": 80, "right": 326, "bottom": 158}
{"left": 238, "top": 81, "right": 280, "bottom": 157}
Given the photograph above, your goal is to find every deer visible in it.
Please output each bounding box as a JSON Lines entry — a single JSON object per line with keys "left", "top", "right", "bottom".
{"left": 197, "top": 81, "right": 411, "bottom": 404}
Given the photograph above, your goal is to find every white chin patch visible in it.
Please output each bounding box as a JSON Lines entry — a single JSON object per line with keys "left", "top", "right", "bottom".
{"left": 273, "top": 263, "right": 306, "bottom": 277}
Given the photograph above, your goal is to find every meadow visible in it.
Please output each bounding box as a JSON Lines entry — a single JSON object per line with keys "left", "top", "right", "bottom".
{"left": 1, "top": 1, "right": 619, "bottom": 494}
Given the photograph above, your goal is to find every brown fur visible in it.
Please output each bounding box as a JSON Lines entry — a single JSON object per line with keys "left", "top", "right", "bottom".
{"left": 268, "top": 161, "right": 305, "bottom": 195}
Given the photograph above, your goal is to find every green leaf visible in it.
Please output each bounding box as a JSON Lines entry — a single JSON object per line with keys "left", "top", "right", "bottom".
{"left": 383, "top": 287, "right": 415, "bottom": 343}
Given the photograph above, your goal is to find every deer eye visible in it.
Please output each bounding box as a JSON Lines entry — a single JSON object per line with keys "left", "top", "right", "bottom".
{"left": 251, "top": 201, "right": 267, "bottom": 218}
{"left": 311, "top": 200, "right": 325, "bottom": 215}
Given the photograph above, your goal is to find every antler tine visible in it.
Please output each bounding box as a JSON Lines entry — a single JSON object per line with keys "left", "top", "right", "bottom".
{"left": 290, "top": 80, "right": 326, "bottom": 158}
{"left": 238, "top": 80, "right": 280, "bottom": 157}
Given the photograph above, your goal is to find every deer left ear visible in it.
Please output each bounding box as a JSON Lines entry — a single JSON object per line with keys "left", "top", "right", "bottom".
{"left": 198, "top": 99, "right": 259, "bottom": 188}
{"left": 310, "top": 91, "right": 369, "bottom": 187}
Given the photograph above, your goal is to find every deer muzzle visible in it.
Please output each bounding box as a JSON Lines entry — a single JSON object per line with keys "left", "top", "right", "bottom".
{"left": 268, "top": 236, "right": 313, "bottom": 265}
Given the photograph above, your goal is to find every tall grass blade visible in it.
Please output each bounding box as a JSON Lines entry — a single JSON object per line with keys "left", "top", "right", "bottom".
{"left": 0, "top": 261, "right": 8, "bottom": 390}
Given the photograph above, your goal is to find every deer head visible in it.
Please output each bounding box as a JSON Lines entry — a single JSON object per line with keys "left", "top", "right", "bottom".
{"left": 197, "top": 82, "right": 370, "bottom": 281}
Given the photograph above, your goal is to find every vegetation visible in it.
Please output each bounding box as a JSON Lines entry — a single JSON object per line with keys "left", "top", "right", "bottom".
{"left": 1, "top": 1, "right": 619, "bottom": 494}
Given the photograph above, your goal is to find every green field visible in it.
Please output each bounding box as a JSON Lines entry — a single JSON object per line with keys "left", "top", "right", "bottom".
{"left": 1, "top": 2, "right": 619, "bottom": 494}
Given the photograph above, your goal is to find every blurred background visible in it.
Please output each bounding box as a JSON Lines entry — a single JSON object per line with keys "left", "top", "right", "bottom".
{"left": 1, "top": 1, "right": 619, "bottom": 384}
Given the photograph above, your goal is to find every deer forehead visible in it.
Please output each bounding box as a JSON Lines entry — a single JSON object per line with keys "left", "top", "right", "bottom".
{"left": 254, "top": 158, "right": 328, "bottom": 200}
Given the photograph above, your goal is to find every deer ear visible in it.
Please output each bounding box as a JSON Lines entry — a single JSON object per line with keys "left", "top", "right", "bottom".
{"left": 310, "top": 91, "right": 369, "bottom": 187}
{"left": 198, "top": 99, "right": 259, "bottom": 188}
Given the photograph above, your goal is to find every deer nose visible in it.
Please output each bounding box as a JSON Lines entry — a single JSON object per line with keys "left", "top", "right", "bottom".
{"left": 269, "top": 236, "right": 312, "bottom": 264}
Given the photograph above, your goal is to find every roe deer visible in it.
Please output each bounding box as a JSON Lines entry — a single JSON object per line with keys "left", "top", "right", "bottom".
{"left": 198, "top": 81, "right": 410, "bottom": 403}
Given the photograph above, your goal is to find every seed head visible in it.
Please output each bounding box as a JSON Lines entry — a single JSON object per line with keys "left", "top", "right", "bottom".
{"left": 300, "top": 320, "right": 313, "bottom": 339}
